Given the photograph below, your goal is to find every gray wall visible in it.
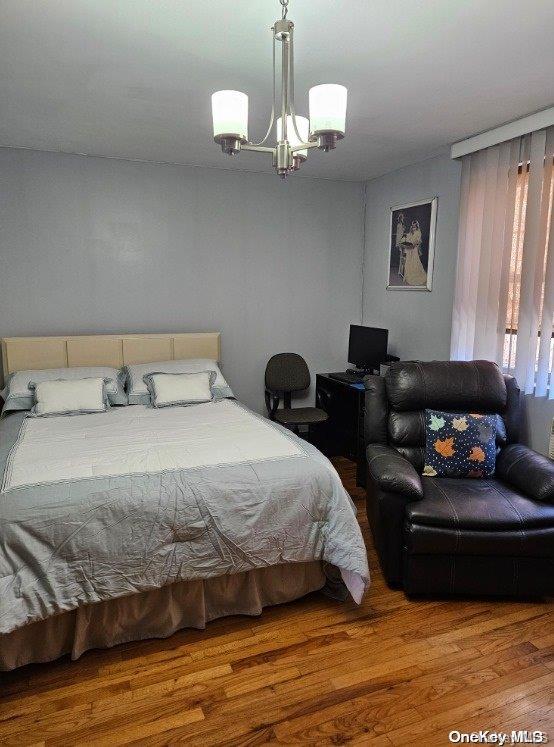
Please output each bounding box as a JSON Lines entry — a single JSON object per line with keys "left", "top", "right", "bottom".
{"left": 0, "top": 148, "right": 364, "bottom": 412}
{"left": 362, "top": 154, "right": 462, "bottom": 361}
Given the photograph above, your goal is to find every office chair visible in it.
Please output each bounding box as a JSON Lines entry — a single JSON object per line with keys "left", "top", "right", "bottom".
{"left": 265, "top": 353, "right": 328, "bottom": 432}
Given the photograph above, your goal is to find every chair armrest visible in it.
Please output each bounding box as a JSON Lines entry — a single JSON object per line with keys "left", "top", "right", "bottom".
{"left": 496, "top": 444, "right": 554, "bottom": 503}
{"left": 366, "top": 444, "right": 423, "bottom": 501}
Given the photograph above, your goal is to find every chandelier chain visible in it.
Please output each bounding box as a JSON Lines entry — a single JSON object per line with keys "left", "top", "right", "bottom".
{"left": 280, "top": 0, "right": 288, "bottom": 19}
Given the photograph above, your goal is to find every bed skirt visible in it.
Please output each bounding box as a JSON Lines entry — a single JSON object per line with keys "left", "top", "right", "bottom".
{"left": 0, "top": 561, "right": 326, "bottom": 671}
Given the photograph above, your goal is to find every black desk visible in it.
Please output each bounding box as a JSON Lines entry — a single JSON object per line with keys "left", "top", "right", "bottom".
{"left": 315, "top": 373, "right": 366, "bottom": 487}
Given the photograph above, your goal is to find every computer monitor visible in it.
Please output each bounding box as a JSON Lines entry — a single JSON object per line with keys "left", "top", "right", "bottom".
{"left": 348, "top": 325, "right": 388, "bottom": 371}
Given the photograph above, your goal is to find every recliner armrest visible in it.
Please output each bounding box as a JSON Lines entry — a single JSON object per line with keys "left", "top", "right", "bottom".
{"left": 496, "top": 444, "right": 554, "bottom": 503}
{"left": 366, "top": 444, "right": 423, "bottom": 501}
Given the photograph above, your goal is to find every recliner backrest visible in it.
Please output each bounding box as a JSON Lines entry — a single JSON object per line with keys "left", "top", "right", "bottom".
{"left": 364, "top": 360, "right": 521, "bottom": 472}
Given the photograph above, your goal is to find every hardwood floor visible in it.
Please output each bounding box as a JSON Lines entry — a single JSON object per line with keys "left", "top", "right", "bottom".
{"left": 1, "top": 457, "right": 552, "bottom": 746}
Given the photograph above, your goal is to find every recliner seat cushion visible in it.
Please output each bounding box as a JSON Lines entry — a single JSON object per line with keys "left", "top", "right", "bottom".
{"left": 405, "top": 477, "right": 554, "bottom": 559}
{"left": 408, "top": 477, "right": 554, "bottom": 531}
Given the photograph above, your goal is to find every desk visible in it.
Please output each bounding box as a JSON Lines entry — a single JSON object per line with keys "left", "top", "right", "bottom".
{"left": 315, "top": 374, "right": 366, "bottom": 487}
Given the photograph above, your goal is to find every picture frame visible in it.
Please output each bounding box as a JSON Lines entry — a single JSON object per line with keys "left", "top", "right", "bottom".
{"left": 387, "top": 197, "right": 438, "bottom": 291}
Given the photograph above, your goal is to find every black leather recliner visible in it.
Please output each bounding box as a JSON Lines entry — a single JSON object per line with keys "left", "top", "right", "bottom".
{"left": 364, "top": 360, "right": 554, "bottom": 597}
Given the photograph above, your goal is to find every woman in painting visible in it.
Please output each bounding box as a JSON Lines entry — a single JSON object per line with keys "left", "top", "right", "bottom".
{"left": 402, "top": 219, "right": 427, "bottom": 286}
{"left": 395, "top": 212, "right": 406, "bottom": 278}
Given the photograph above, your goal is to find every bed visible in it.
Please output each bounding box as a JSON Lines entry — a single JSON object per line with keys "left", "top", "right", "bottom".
{"left": 0, "top": 333, "right": 370, "bottom": 670}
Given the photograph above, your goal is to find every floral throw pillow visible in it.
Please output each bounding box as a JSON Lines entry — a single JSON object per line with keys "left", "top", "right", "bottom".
{"left": 423, "top": 409, "right": 497, "bottom": 478}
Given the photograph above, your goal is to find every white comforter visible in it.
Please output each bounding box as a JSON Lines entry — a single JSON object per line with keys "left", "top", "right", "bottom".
{"left": 3, "top": 400, "right": 304, "bottom": 491}
{"left": 0, "top": 401, "right": 370, "bottom": 636}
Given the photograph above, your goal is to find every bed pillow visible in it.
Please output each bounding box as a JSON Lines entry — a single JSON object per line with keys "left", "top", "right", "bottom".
{"left": 423, "top": 409, "right": 497, "bottom": 478}
{"left": 30, "top": 378, "right": 109, "bottom": 417}
{"left": 144, "top": 371, "right": 216, "bottom": 408}
{"left": 1, "top": 366, "right": 126, "bottom": 414}
{"left": 126, "top": 359, "right": 233, "bottom": 405}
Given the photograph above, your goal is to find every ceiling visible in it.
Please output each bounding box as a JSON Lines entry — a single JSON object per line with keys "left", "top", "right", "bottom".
{"left": 1, "top": 0, "right": 553, "bottom": 181}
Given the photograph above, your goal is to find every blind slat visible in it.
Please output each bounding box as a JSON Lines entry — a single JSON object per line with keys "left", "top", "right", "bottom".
{"left": 514, "top": 129, "right": 547, "bottom": 392}
{"left": 536, "top": 131, "right": 554, "bottom": 396}
{"left": 473, "top": 147, "right": 501, "bottom": 359}
{"left": 495, "top": 139, "right": 521, "bottom": 364}
{"left": 463, "top": 152, "right": 487, "bottom": 358}
{"left": 450, "top": 156, "right": 472, "bottom": 360}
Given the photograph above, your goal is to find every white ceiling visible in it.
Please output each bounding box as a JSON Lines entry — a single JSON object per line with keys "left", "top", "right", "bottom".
{"left": 1, "top": 0, "right": 553, "bottom": 181}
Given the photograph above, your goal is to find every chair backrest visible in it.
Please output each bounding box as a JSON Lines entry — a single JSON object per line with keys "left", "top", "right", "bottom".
{"left": 265, "top": 353, "right": 310, "bottom": 393}
{"left": 364, "top": 360, "right": 521, "bottom": 472}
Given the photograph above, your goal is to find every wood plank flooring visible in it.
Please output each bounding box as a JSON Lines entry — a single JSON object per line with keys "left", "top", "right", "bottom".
{"left": 1, "top": 458, "right": 552, "bottom": 746}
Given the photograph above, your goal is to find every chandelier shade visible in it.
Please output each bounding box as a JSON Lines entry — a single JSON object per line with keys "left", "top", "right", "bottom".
{"left": 211, "top": 90, "right": 248, "bottom": 144}
{"left": 309, "top": 84, "right": 348, "bottom": 138}
{"left": 277, "top": 115, "right": 309, "bottom": 158}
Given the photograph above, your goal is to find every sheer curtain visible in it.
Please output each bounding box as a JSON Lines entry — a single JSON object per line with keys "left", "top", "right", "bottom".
{"left": 450, "top": 126, "right": 554, "bottom": 397}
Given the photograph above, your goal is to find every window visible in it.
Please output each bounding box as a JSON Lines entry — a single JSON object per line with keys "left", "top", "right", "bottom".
{"left": 451, "top": 127, "right": 554, "bottom": 397}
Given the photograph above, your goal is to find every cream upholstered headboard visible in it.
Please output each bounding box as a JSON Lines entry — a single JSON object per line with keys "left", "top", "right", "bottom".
{"left": 0, "top": 332, "right": 221, "bottom": 382}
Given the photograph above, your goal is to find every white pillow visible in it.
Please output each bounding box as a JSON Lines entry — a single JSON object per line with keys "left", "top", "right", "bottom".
{"left": 144, "top": 371, "right": 216, "bottom": 408}
{"left": 1, "top": 366, "right": 127, "bottom": 414}
{"left": 126, "top": 359, "right": 233, "bottom": 404}
{"left": 31, "top": 378, "right": 108, "bottom": 417}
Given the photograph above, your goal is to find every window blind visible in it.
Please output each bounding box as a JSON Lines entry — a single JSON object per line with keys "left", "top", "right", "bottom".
{"left": 451, "top": 126, "right": 554, "bottom": 397}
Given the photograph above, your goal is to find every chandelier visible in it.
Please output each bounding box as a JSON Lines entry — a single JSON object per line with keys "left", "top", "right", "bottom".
{"left": 210, "top": 0, "right": 347, "bottom": 179}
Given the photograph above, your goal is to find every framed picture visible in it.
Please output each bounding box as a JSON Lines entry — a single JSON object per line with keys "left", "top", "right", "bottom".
{"left": 387, "top": 197, "right": 437, "bottom": 291}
